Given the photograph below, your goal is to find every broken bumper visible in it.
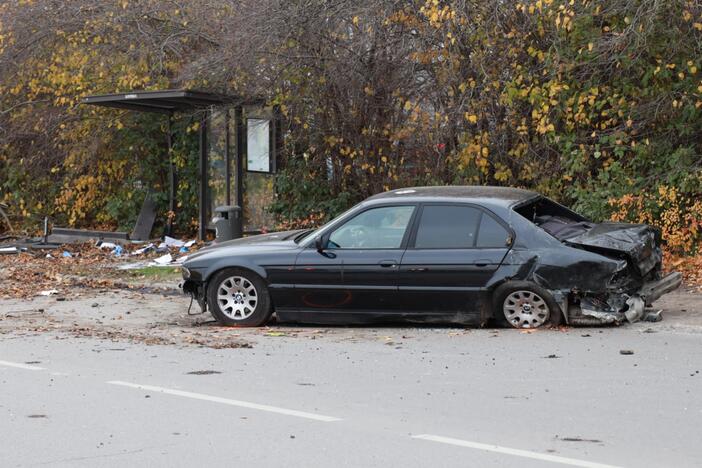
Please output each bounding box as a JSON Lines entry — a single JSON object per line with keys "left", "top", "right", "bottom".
{"left": 182, "top": 274, "right": 207, "bottom": 311}
{"left": 640, "top": 271, "right": 683, "bottom": 305}
{"left": 570, "top": 271, "right": 682, "bottom": 326}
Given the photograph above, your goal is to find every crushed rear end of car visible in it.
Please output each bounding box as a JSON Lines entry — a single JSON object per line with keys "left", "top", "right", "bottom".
{"left": 512, "top": 197, "right": 682, "bottom": 325}
{"left": 561, "top": 223, "right": 681, "bottom": 324}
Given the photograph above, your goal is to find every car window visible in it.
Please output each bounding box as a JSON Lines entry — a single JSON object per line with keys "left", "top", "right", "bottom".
{"left": 328, "top": 205, "right": 415, "bottom": 249}
{"left": 476, "top": 213, "right": 510, "bottom": 247}
{"left": 414, "top": 205, "right": 481, "bottom": 249}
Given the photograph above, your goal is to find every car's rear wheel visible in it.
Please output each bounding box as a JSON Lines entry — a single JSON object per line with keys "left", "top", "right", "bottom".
{"left": 492, "top": 282, "right": 562, "bottom": 329}
{"left": 207, "top": 268, "right": 272, "bottom": 327}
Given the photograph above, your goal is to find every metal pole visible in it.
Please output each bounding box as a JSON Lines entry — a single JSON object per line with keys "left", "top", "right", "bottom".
{"left": 198, "top": 110, "right": 208, "bottom": 241}
{"left": 272, "top": 104, "right": 281, "bottom": 174}
{"left": 166, "top": 113, "right": 175, "bottom": 236}
{"left": 225, "top": 110, "right": 231, "bottom": 205}
{"left": 235, "top": 105, "right": 245, "bottom": 209}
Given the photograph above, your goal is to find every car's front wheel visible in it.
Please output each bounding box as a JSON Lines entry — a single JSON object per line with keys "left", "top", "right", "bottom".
{"left": 492, "top": 282, "right": 562, "bottom": 329}
{"left": 207, "top": 268, "right": 272, "bottom": 327}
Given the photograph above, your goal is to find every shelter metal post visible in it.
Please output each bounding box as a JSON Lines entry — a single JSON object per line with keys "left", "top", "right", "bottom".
{"left": 235, "top": 105, "right": 245, "bottom": 209}
{"left": 225, "top": 110, "right": 231, "bottom": 205}
{"left": 198, "top": 110, "right": 208, "bottom": 241}
{"left": 166, "top": 113, "right": 175, "bottom": 236}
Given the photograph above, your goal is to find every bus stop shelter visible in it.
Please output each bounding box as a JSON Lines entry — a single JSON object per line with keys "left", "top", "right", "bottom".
{"left": 82, "top": 89, "right": 278, "bottom": 240}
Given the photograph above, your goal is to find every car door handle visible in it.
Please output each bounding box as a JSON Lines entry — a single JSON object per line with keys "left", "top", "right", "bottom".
{"left": 475, "top": 259, "right": 491, "bottom": 267}
{"left": 378, "top": 260, "right": 397, "bottom": 268}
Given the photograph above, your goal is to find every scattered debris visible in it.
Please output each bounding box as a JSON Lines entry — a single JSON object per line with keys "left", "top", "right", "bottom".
{"left": 556, "top": 436, "right": 602, "bottom": 443}
{"left": 619, "top": 349, "right": 635, "bottom": 355}
{"left": 48, "top": 227, "right": 129, "bottom": 245}
{"left": 38, "top": 289, "right": 59, "bottom": 296}
{"left": 544, "top": 354, "right": 561, "bottom": 359}
{"left": 132, "top": 243, "right": 155, "bottom": 256}
{"left": 644, "top": 310, "right": 663, "bottom": 322}
{"left": 186, "top": 370, "right": 222, "bottom": 375}
{"left": 162, "top": 236, "right": 185, "bottom": 248}
{"left": 0, "top": 246, "right": 19, "bottom": 254}
{"left": 154, "top": 253, "right": 173, "bottom": 265}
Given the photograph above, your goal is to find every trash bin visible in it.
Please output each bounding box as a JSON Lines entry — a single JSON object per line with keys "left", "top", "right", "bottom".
{"left": 213, "top": 205, "right": 242, "bottom": 242}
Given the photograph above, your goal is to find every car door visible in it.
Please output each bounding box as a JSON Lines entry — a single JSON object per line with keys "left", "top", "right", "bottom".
{"left": 398, "top": 203, "right": 512, "bottom": 322}
{"left": 293, "top": 204, "right": 416, "bottom": 314}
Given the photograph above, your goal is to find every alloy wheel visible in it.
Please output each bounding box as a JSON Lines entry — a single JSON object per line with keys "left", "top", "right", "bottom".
{"left": 216, "top": 275, "right": 258, "bottom": 320}
{"left": 503, "top": 290, "right": 550, "bottom": 328}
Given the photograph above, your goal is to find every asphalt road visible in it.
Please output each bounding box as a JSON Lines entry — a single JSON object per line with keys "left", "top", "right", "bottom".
{"left": 2, "top": 322, "right": 701, "bottom": 468}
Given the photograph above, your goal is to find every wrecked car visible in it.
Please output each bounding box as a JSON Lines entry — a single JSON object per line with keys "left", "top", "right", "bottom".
{"left": 182, "top": 186, "right": 681, "bottom": 328}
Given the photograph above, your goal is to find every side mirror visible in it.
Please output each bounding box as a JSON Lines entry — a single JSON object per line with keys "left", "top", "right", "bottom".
{"left": 315, "top": 236, "right": 325, "bottom": 252}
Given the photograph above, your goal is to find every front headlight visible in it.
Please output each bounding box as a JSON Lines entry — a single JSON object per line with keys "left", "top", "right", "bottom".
{"left": 181, "top": 266, "right": 191, "bottom": 279}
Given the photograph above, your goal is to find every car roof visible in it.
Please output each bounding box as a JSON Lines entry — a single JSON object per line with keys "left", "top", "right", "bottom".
{"left": 367, "top": 185, "right": 540, "bottom": 207}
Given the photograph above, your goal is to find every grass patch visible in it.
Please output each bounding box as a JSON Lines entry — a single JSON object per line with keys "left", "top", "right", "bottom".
{"left": 123, "top": 266, "right": 183, "bottom": 281}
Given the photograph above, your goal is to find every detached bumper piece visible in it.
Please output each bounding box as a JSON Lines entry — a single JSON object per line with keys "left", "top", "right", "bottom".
{"left": 569, "top": 271, "right": 682, "bottom": 326}
{"left": 640, "top": 271, "right": 683, "bottom": 305}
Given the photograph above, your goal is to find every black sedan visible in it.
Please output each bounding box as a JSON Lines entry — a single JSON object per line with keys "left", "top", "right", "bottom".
{"left": 182, "top": 186, "right": 681, "bottom": 328}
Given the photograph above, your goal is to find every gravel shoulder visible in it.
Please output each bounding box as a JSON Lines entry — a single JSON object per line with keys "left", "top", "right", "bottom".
{"left": 2, "top": 274, "right": 702, "bottom": 348}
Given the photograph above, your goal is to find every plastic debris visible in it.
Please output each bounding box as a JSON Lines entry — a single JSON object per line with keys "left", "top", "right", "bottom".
{"left": 38, "top": 289, "right": 59, "bottom": 296}
{"left": 113, "top": 245, "right": 123, "bottom": 256}
{"left": 97, "top": 241, "right": 118, "bottom": 250}
{"left": 132, "top": 243, "right": 155, "bottom": 256}
{"left": 62, "top": 251, "right": 72, "bottom": 258}
{"left": 154, "top": 253, "right": 173, "bottom": 265}
{"left": 0, "top": 246, "right": 18, "bottom": 254}
{"left": 163, "top": 236, "right": 185, "bottom": 248}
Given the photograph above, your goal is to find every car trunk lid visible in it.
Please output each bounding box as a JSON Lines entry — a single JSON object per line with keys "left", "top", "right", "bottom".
{"left": 563, "top": 222, "right": 661, "bottom": 276}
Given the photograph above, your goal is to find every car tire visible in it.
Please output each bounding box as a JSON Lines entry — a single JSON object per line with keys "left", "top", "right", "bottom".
{"left": 492, "top": 281, "right": 563, "bottom": 329}
{"left": 207, "top": 268, "right": 272, "bottom": 327}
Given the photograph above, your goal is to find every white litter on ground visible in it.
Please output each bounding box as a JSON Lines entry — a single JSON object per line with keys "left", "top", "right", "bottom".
{"left": 38, "top": 289, "right": 59, "bottom": 296}
{"left": 154, "top": 253, "right": 173, "bottom": 265}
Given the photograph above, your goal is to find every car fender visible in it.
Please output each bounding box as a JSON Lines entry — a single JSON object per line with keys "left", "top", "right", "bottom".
{"left": 200, "top": 259, "right": 269, "bottom": 284}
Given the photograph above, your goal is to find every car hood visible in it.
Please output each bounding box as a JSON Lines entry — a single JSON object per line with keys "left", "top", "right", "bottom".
{"left": 563, "top": 223, "right": 661, "bottom": 275}
{"left": 185, "top": 229, "right": 306, "bottom": 262}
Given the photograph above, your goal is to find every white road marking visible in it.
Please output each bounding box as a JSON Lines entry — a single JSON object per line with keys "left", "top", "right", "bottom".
{"left": 107, "top": 380, "right": 342, "bottom": 422}
{"left": 412, "top": 434, "right": 622, "bottom": 468}
{"left": 0, "top": 360, "right": 45, "bottom": 371}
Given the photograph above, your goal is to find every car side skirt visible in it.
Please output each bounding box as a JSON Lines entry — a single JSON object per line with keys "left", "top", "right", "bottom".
{"left": 275, "top": 308, "right": 483, "bottom": 326}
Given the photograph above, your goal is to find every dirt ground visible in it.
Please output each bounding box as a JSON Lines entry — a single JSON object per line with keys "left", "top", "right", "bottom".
{"left": 2, "top": 244, "right": 702, "bottom": 348}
